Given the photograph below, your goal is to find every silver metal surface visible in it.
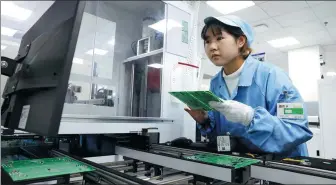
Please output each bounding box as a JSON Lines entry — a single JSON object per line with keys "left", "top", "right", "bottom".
{"left": 155, "top": 175, "right": 193, "bottom": 184}
{"left": 151, "top": 144, "right": 215, "bottom": 156}
{"left": 61, "top": 114, "right": 174, "bottom": 123}
{"left": 84, "top": 155, "right": 124, "bottom": 164}
{"left": 74, "top": 99, "right": 105, "bottom": 105}
{"left": 130, "top": 63, "right": 135, "bottom": 116}
{"left": 115, "top": 146, "right": 233, "bottom": 182}
{"left": 251, "top": 164, "right": 336, "bottom": 184}
{"left": 51, "top": 150, "right": 140, "bottom": 185}
{"left": 124, "top": 48, "right": 163, "bottom": 63}
{"left": 267, "top": 161, "right": 336, "bottom": 177}
{"left": 144, "top": 58, "right": 148, "bottom": 117}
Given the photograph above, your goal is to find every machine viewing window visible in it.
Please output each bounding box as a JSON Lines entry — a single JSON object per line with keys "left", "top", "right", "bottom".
{"left": 130, "top": 54, "right": 163, "bottom": 117}
{"left": 64, "top": 1, "right": 166, "bottom": 118}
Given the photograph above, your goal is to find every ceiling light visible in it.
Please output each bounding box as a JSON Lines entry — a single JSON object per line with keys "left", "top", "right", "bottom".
{"left": 1, "top": 45, "right": 7, "bottom": 50}
{"left": 85, "top": 48, "right": 108, "bottom": 56}
{"left": 1, "top": 26, "right": 18, "bottom": 37}
{"left": 253, "top": 24, "right": 269, "bottom": 33}
{"left": 1, "top": 1, "right": 33, "bottom": 21}
{"left": 148, "top": 63, "right": 164, "bottom": 69}
{"left": 1, "top": 40, "right": 20, "bottom": 47}
{"left": 73, "top": 58, "right": 84, "bottom": 64}
{"left": 149, "top": 19, "right": 182, "bottom": 33}
{"left": 326, "top": 71, "right": 336, "bottom": 77}
{"left": 267, "top": 37, "right": 300, "bottom": 48}
{"left": 206, "top": 1, "right": 255, "bottom": 14}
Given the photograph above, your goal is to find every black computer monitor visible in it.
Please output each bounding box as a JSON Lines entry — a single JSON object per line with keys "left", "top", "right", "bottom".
{"left": 1, "top": 1, "right": 85, "bottom": 136}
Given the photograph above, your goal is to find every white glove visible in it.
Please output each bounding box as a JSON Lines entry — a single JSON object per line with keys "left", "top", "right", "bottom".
{"left": 209, "top": 100, "right": 255, "bottom": 126}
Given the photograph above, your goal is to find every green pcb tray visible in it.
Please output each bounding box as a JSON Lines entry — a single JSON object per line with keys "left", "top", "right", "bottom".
{"left": 183, "top": 154, "right": 260, "bottom": 169}
{"left": 1, "top": 157, "right": 95, "bottom": 182}
{"left": 169, "top": 91, "right": 224, "bottom": 111}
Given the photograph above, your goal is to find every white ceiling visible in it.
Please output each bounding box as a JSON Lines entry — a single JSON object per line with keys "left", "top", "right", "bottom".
{"left": 198, "top": 1, "right": 336, "bottom": 56}
{"left": 1, "top": 1, "right": 336, "bottom": 73}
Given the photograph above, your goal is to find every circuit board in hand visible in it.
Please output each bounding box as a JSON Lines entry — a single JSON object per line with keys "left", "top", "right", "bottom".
{"left": 183, "top": 154, "right": 260, "bottom": 169}
{"left": 169, "top": 91, "right": 224, "bottom": 111}
{"left": 1, "top": 157, "right": 95, "bottom": 182}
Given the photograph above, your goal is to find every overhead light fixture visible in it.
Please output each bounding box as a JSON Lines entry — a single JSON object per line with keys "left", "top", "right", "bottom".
{"left": 1, "top": 26, "right": 18, "bottom": 37}
{"left": 73, "top": 57, "right": 84, "bottom": 64}
{"left": 1, "top": 1, "right": 33, "bottom": 21}
{"left": 267, "top": 37, "right": 300, "bottom": 48}
{"left": 253, "top": 24, "right": 269, "bottom": 33}
{"left": 148, "top": 63, "right": 164, "bottom": 69}
{"left": 108, "top": 39, "right": 115, "bottom": 45}
{"left": 86, "top": 48, "right": 108, "bottom": 56}
{"left": 149, "top": 19, "right": 182, "bottom": 33}
{"left": 1, "top": 40, "right": 20, "bottom": 46}
{"left": 206, "top": 1, "right": 255, "bottom": 14}
{"left": 1, "top": 45, "right": 7, "bottom": 50}
{"left": 326, "top": 71, "right": 336, "bottom": 77}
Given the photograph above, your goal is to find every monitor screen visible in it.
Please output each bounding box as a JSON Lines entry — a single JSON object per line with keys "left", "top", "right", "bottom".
{"left": 1, "top": 1, "right": 85, "bottom": 136}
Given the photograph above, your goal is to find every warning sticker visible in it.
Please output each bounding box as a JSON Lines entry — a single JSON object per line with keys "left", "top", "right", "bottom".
{"left": 18, "top": 105, "right": 30, "bottom": 129}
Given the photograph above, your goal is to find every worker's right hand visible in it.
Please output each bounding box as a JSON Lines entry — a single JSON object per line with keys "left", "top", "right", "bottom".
{"left": 184, "top": 107, "right": 208, "bottom": 123}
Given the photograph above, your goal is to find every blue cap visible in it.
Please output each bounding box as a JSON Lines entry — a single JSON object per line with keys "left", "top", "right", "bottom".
{"left": 204, "top": 15, "right": 254, "bottom": 46}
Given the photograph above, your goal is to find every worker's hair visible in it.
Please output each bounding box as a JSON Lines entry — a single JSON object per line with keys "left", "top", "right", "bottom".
{"left": 201, "top": 20, "right": 252, "bottom": 59}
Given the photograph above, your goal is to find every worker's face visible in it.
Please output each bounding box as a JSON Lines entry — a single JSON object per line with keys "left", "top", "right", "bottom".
{"left": 204, "top": 26, "right": 244, "bottom": 66}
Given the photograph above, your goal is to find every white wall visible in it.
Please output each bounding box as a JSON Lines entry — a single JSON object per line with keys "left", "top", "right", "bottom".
{"left": 265, "top": 52, "right": 289, "bottom": 73}
{"left": 323, "top": 44, "right": 336, "bottom": 75}
{"left": 288, "top": 46, "right": 322, "bottom": 102}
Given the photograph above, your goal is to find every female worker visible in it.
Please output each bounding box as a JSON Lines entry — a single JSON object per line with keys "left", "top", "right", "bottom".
{"left": 185, "top": 15, "right": 313, "bottom": 157}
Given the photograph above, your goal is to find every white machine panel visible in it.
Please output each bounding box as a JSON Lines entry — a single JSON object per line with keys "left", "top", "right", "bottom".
{"left": 318, "top": 78, "right": 336, "bottom": 159}
{"left": 307, "top": 126, "right": 322, "bottom": 158}
{"left": 165, "top": 4, "right": 191, "bottom": 58}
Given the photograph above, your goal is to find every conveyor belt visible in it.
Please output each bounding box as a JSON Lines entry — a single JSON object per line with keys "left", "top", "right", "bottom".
{"left": 251, "top": 161, "right": 336, "bottom": 184}
{"left": 51, "top": 149, "right": 156, "bottom": 185}
{"left": 116, "top": 146, "right": 240, "bottom": 182}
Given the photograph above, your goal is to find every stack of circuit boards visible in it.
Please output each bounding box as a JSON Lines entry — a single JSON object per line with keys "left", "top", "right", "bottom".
{"left": 169, "top": 91, "right": 224, "bottom": 111}
{"left": 183, "top": 154, "right": 260, "bottom": 169}
{"left": 1, "top": 157, "right": 95, "bottom": 182}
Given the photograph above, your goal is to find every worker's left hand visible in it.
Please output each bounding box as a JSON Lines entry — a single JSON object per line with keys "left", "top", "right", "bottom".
{"left": 209, "top": 100, "right": 255, "bottom": 126}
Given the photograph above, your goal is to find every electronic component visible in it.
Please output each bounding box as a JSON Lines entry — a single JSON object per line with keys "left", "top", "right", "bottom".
{"left": 169, "top": 91, "right": 224, "bottom": 111}
{"left": 183, "top": 154, "right": 260, "bottom": 169}
{"left": 2, "top": 157, "right": 95, "bottom": 182}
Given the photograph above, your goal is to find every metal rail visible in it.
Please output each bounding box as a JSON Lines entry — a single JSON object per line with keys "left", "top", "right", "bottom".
{"left": 115, "top": 146, "right": 234, "bottom": 182}
{"left": 150, "top": 144, "right": 218, "bottom": 156}
{"left": 251, "top": 162, "right": 336, "bottom": 184}
{"left": 266, "top": 161, "right": 336, "bottom": 178}
{"left": 51, "top": 150, "right": 155, "bottom": 185}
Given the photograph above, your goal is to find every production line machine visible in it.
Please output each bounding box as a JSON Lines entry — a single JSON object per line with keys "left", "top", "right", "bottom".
{"left": 2, "top": 127, "right": 336, "bottom": 185}
{"left": 1, "top": 1, "right": 336, "bottom": 184}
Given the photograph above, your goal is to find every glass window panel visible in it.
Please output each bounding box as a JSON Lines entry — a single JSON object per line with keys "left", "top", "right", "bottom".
{"left": 63, "top": 1, "right": 166, "bottom": 117}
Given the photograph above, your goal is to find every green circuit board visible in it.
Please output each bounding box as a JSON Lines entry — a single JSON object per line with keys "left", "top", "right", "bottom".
{"left": 1, "top": 157, "right": 95, "bottom": 182}
{"left": 169, "top": 91, "right": 224, "bottom": 111}
{"left": 183, "top": 154, "right": 260, "bottom": 169}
